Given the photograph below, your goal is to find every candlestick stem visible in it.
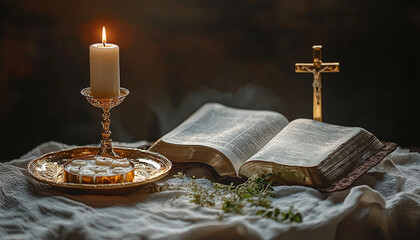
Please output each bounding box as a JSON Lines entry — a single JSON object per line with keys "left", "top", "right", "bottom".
{"left": 81, "top": 87, "right": 129, "bottom": 157}
{"left": 99, "top": 107, "right": 115, "bottom": 156}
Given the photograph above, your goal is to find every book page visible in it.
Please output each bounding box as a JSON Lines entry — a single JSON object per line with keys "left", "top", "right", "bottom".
{"left": 162, "top": 103, "right": 289, "bottom": 174}
{"left": 246, "top": 119, "right": 361, "bottom": 167}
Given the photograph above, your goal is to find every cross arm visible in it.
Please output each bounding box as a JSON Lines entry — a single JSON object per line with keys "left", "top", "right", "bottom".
{"left": 295, "top": 62, "right": 340, "bottom": 73}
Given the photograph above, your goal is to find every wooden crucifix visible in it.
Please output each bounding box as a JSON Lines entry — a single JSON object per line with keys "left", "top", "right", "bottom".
{"left": 295, "top": 45, "right": 339, "bottom": 122}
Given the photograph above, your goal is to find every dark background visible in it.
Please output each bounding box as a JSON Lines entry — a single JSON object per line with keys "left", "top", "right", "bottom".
{"left": 1, "top": 0, "right": 420, "bottom": 161}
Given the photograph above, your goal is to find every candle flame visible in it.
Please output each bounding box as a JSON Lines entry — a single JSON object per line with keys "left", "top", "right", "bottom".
{"left": 102, "top": 26, "right": 106, "bottom": 46}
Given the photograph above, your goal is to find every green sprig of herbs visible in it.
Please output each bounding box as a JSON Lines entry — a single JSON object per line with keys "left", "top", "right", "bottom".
{"left": 150, "top": 172, "right": 302, "bottom": 223}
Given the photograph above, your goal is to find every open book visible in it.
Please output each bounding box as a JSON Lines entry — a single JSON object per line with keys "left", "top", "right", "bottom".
{"left": 150, "top": 103, "right": 384, "bottom": 188}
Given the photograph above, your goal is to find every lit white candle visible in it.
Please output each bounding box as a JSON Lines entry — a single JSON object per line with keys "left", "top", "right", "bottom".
{"left": 89, "top": 26, "right": 120, "bottom": 98}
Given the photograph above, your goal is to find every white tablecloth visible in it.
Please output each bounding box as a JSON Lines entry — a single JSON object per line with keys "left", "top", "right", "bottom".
{"left": 1, "top": 141, "right": 419, "bottom": 240}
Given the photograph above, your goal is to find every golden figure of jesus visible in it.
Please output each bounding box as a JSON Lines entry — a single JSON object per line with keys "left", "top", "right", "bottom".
{"left": 295, "top": 45, "right": 340, "bottom": 122}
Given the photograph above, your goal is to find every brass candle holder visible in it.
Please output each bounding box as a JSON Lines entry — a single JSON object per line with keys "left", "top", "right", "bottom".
{"left": 27, "top": 86, "right": 172, "bottom": 194}
{"left": 81, "top": 87, "right": 129, "bottom": 157}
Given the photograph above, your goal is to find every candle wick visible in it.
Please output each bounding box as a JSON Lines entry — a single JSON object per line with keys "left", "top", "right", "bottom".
{"left": 103, "top": 42, "right": 106, "bottom": 47}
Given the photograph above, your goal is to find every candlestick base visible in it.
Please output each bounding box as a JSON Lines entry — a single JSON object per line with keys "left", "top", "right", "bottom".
{"left": 27, "top": 146, "right": 172, "bottom": 195}
{"left": 81, "top": 87, "right": 129, "bottom": 157}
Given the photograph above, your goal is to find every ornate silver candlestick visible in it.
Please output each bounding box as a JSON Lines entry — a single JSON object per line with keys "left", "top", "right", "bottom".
{"left": 81, "top": 87, "right": 129, "bottom": 157}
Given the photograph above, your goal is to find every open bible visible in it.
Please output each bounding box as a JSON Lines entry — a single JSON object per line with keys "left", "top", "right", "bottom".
{"left": 150, "top": 103, "right": 385, "bottom": 188}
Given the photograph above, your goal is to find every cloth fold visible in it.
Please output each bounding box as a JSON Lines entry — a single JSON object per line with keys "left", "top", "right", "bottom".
{"left": 1, "top": 141, "right": 419, "bottom": 240}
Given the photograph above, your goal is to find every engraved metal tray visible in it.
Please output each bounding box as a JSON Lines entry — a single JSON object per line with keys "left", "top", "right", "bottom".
{"left": 27, "top": 147, "right": 172, "bottom": 195}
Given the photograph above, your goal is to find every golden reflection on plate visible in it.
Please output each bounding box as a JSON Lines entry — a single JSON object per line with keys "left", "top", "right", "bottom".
{"left": 27, "top": 147, "right": 172, "bottom": 195}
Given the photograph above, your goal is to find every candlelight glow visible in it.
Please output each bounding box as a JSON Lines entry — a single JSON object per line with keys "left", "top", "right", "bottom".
{"left": 102, "top": 26, "right": 106, "bottom": 45}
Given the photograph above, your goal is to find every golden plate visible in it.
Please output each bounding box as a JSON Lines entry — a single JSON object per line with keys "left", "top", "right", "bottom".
{"left": 27, "top": 147, "right": 172, "bottom": 195}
